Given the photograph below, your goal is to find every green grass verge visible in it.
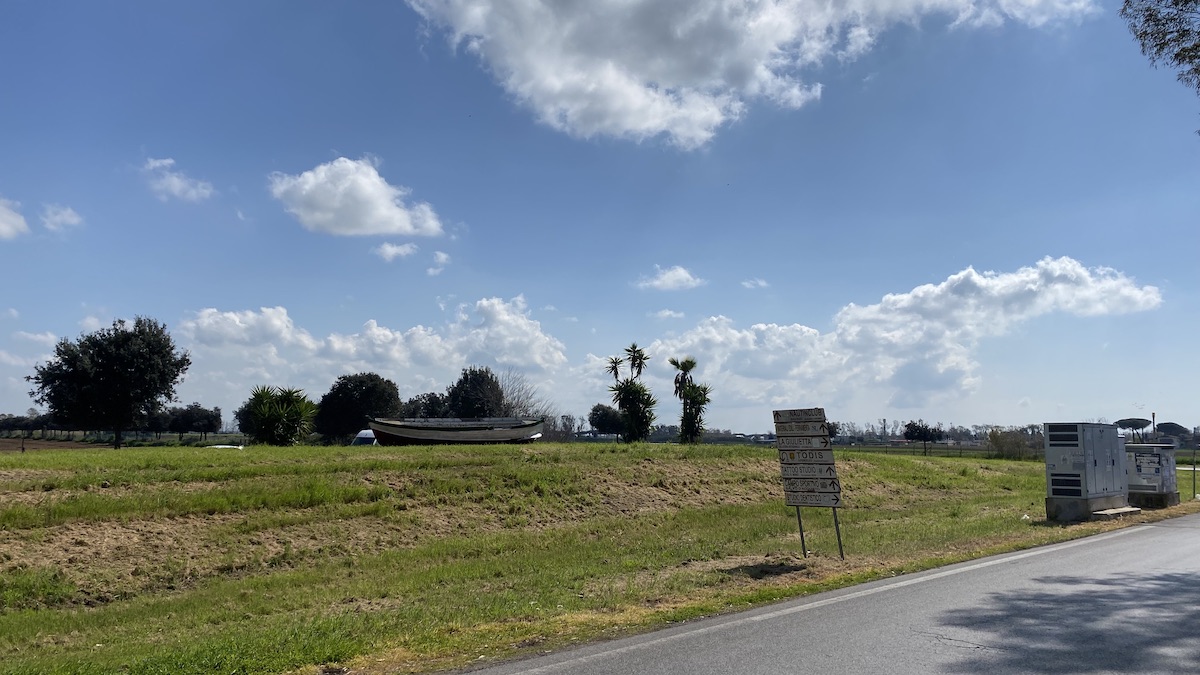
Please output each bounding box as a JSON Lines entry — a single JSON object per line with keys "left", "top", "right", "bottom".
{"left": 0, "top": 444, "right": 1195, "bottom": 674}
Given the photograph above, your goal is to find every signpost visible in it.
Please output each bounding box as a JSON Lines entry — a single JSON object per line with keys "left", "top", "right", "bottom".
{"left": 773, "top": 407, "right": 844, "bottom": 560}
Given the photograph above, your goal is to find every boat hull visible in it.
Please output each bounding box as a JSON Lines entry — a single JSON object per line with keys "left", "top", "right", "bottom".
{"left": 368, "top": 418, "right": 544, "bottom": 445}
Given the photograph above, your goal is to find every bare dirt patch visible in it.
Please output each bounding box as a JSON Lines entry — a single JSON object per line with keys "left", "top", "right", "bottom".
{"left": 0, "top": 437, "right": 97, "bottom": 453}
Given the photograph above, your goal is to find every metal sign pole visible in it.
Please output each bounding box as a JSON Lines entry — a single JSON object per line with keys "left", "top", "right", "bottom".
{"left": 795, "top": 506, "right": 808, "bottom": 558}
{"left": 831, "top": 507, "right": 845, "bottom": 561}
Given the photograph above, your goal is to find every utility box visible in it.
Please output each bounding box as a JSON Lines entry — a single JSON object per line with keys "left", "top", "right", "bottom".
{"left": 1044, "top": 423, "right": 1129, "bottom": 521}
{"left": 1125, "top": 443, "right": 1180, "bottom": 509}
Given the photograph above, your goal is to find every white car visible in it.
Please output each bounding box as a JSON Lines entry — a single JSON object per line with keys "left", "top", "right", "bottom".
{"left": 350, "top": 429, "right": 377, "bottom": 446}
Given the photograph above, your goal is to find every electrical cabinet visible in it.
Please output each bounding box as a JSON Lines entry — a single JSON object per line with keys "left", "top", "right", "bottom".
{"left": 1044, "top": 422, "right": 1129, "bottom": 521}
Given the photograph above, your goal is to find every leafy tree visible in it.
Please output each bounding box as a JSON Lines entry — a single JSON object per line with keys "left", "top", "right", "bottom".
{"left": 986, "top": 428, "right": 1031, "bottom": 459}
{"left": 446, "top": 366, "right": 505, "bottom": 418}
{"left": 1157, "top": 421, "right": 1190, "bottom": 437}
{"left": 399, "top": 392, "right": 451, "bottom": 418}
{"left": 314, "top": 372, "right": 401, "bottom": 442}
{"left": 235, "top": 386, "right": 317, "bottom": 446}
{"left": 903, "top": 419, "right": 944, "bottom": 455}
{"left": 27, "top": 317, "right": 191, "bottom": 449}
{"left": 588, "top": 403, "right": 623, "bottom": 435}
{"left": 606, "top": 343, "right": 657, "bottom": 442}
{"left": 168, "top": 402, "right": 222, "bottom": 442}
{"left": 1116, "top": 417, "right": 1153, "bottom": 442}
{"left": 145, "top": 409, "right": 172, "bottom": 440}
{"left": 827, "top": 421, "right": 842, "bottom": 438}
{"left": 1121, "top": 0, "right": 1200, "bottom": 102}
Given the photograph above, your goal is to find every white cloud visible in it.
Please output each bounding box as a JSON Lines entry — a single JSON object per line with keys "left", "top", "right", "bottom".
{"left": 4, "top": 309, "right": 17, "bottom": 320}
{"left": 427, "top": 250, "right": 451, "bottom": 276}
{"left": 652, "top": 309, "right": 685, "bottom": 319}
{"left": 0, "top": 350, "right": 28, "bottom": 367}
{"left": 182, "top": 307, "right": 322, "bottom": 352}
{"left": 143, "top": 158, "right": 214, "bottom": 202}
{"left": 741, "top": 278, "right": 769, "bottom": 289}
{"left": 79, "top": 316, "right": 104, "bottom": 331}
{"left": 76, "top": 256, "right": 1154, "bottom": 436}
{"left": 374, "top": 242, "right": 419, "bottom": 262}
{"left": 268, "top": 157, "right": 443, "bottom": 237}
{"left": 637, "top": 265, "right": 706, "bottom": 291}
{"left": 649, "top": 256, "right": 1160, "bottom": 413}
{"left": 40, "top": 204, "right": 83, "bottom": 232}
{"left": 0, "top": 198, "right": 30, "bottom": 240}
{"left": 408, "top": 0, "right": 1095, "bottom": 148}
{"left": 14, "top": 331, "right": 56, "bottom": 346}
{"left": 176, "top": 296, "right": 568, "bottom": 421}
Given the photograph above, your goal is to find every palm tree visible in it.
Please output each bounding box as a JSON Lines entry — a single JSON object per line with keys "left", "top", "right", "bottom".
{"left": 624, "top": 343, "right": 649, "bottom": 379}
{"left": 602, "top": 343, "right": 655, "bottom": 442}
{"left": 667, "top": 356, "right": 697, "bottom": 400}
{"left": 679, "top": 382, "right": 711, "bottom": 444}
{"left": 606, "top": 356, "right": 624, "bottom": 381}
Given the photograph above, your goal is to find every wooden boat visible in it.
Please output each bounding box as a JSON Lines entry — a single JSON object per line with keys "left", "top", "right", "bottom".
{"left": 368, "top": 417, "right": 544, "bottom": 445}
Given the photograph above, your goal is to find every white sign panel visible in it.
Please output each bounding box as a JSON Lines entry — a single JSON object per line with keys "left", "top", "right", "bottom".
{"left": 775, "top": 421, "right": 829, "bottom": 437}
{"left": 778, "top": 449, "right": 835, "bottom": 464}
{"left": 777, "top": 435, "right": 831, "bottom": 450}
{"left": 780, "top": 463, "right": 838, "bottom": 479}
{"left": 785, "top": 492, "right": 842, "bottom": 508}
{"left": 782, "top": 478, "right": 841, "bottom": 493}
{"left": 773, "top": 408, "right": 826, "bottom": 423}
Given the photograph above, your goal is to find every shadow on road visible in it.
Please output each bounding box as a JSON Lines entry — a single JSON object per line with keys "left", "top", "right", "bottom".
{"left": 937, "top": 571, "right": 1200, "bottom": 673}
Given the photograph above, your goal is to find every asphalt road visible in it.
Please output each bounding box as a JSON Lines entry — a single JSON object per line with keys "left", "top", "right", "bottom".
{"left": 468, "top": 514, "right": 1200, "bottom": 675}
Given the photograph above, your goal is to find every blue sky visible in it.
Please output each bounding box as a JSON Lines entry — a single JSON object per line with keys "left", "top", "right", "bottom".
{"left": 1, "top": 0, "right": 1196, "bottom": 434}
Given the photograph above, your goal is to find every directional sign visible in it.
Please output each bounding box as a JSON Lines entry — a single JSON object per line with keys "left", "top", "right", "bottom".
{"left": 778, "top": 449, "right": 835, "bottom": 464}
{"left": 785, "top": 491, "right": 842, "bottom": 508}
{"left": 780, "top": 463, "right": 839, "bottom": 479}
{"left": 775, "top": 421, "right": 828, "bottom": 437}
{"left": 777, "top": 435, "right": 831, "bottom": 450}
{"left": 782, "top": 478, "right": 841, "bottom": 493}
{"left": 773, "top": 408, "right": 826, "bottom": 423}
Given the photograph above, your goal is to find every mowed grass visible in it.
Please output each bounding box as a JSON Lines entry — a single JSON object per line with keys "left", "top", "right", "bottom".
{"left": 1, "top": 443, "right": 1197, "bottom": 675}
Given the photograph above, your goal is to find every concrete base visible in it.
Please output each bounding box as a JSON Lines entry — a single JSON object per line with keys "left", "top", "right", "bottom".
{"left": 1046, "top": 494, "right": 1129, "bottom": 522}
{"left": 1091, "top": 506, "right": 1143, "bottom": 520}
{"left": 1127, "top": 491, "right": 1181, "bottom": 509}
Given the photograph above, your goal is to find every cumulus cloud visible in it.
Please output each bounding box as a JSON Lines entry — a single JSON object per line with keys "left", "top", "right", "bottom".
{"left": 427, "top": 250, "right": 451, "bottom": 276}
{"left": 648, "top": 256, "right": 1160, "bottom": 412}
{"left": 374, "top": 242, "right": 419, "bottom": 262}
{"left": 4, "top": 309, "right": 17, "bottom": 320}
{"left": 13, "top": 331, "right": 57, "bottom": 346}
{"left": 40, "top": 204, "right": 83, "bottom": 232}
{"left": 652, "top": 309, "right": 685, "bottom": 319}
{"left": 0, "top": 350, "right": 28, "bottom": 367}
{"left": 79, "top": 316, "right": 104, "bottom": 331}
{"left": 408, "top": 0, "right": 1095, "bottom": 148}
{"left": 637, "top": 265, "right": 706, "bottom": 291}
{"left": 176, "top": 296, "right": 568, "bottom": 418}
{"left": 741, "top": 278, "right": 769, "bottom": 289}
{"left": 269, "top": 157, "right": 443, "bottom": 237}
{"left": 0, "top": 198, "right": 30, "bottom": 240}
{"left": 143, "top": 158, "right": 214, "bottom": 202}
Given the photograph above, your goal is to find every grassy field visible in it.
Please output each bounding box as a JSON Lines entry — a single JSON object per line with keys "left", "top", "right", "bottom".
{"left": 2, "top": 442, "right": 1197, "bottom": 675}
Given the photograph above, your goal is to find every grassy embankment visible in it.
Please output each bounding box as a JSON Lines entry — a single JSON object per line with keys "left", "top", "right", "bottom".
{"left": 2, "top": 442, "right": 1197, "bottom": 674}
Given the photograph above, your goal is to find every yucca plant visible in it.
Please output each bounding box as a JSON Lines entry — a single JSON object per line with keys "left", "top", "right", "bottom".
{"left": 604, "top": 343, "right": 657, "bottom": 442}
{"left": 669, "top": 356, "right": 710, "bottom": 444}
{"left": 242, "top": 385, "right": 317, "bottom": 446}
